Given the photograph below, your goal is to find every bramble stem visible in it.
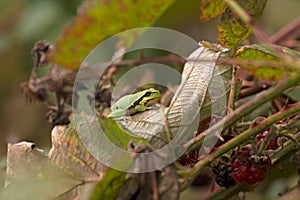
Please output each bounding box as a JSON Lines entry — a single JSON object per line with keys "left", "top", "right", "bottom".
{"left": 224, "top": 0, "right": 300, "bottom": 70}
{"left": 205, "top": 132, "right": 300, "bottom": 200}
{"left": 184, "top": 73, "right": 300, "bottom": 150}
{"left": 180, "top": 101, "right": 300, "bottom": 190}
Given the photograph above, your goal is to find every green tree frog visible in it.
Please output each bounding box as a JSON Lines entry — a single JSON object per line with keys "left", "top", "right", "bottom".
{"left": 109, "top": 88, "right": 160, "bottom": 118}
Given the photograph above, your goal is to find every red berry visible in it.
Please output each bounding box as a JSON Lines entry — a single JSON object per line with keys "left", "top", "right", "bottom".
{"left": 245, "top": 166, "right": 263, "bottom": 185}
{"left": 232, "top": 159, "right": 239, "bottom": 168}
{"left": 231, "top": 153, "right": 271, "bottom": 185}
{"left": 245, "top": 175, "right": 256, "bottom": 185}
{"left": 232, "top": 159, "right": 251, "bottom": 182}
{"left": 232, "top": 168, "right": 245, "bottom": 183}
{"left": 237, "top": 163, "right": 250, "bottom": 178}
{"left": 257, "top": 173, "right": 266, "bottom": 182}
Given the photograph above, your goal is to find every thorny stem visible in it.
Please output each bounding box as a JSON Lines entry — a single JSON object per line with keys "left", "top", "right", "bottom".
{"left": 223, "top": 0, "right": 274, "bottom": 47}
{"left": 85, "top": 55, "right": 296, "bottom": 76}
{"left": 224, "top": 0, "right": 300, "bottom": 70}
{"left": 205, "top": 183, "right": 254, "bottom": 200}
{"left": 234, "top": 121, "right": 253, "bottom": 128}
{"left": 206, "top": 132, "right": 300, "bottom": 200}
{"left": 112, "top": 54, "right": 186, "bottom": 67}
{"left": 270, "top": 16, "right": 300, "bottom": 47}
{"left": 179, "top": 101, "right": 300, "bottom": 190}
{"left": 272, "top": 132, "right": 300, "bottom": 164}
{"left": 184, "top": 73, "right": 300, "bottom": 150}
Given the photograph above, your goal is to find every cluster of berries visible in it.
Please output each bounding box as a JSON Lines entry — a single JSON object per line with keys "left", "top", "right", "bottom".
{"left": 212, "top": 146, "right": 272, "bottom": 187}
{"left": 212, "top": 156, "right": 236, "bottom": 188}
{"left": 232, "top": 147, "right": 272, "bottom": 185}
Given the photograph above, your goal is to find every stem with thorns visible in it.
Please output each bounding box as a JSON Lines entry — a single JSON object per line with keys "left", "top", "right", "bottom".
{"left": 184, "top": 73, "right": 300, "bottom": 151}
{"left": 180, "top": 101, "right": 300, "bottom": 190}
{"left": 206, "top": 132, "right": 300, "bottom": 200}
{"left": 224, "top": 0, "right": 300, "bottom": 70}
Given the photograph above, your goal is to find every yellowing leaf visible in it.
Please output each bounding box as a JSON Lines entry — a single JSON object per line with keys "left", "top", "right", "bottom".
{"left": 50, "top": 0, "right": 176, "bottom": 69}
{"left": 48, "top": 125, "right": 106, "bottom": 179}
{"left": 235, "top": 45, "right": 299, "bottom": 80}
{"left": 218, "top": 0, "right": 267, "bottom": 48}
{"left": 200, "top": 0, "right": 227, "bottom": 21}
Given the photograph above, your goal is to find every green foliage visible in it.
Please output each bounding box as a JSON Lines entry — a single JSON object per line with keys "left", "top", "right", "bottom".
{"left": 236, "top": 44, "right": 299, "bottom": 80}
{"left": 200, "top": 0, "right": 227, "bottom": 21}
{"left": 217, "top": 0, "right": 267, "bottom": 48}
{"left": 4, "top": 0, "right": 300, "bottom": 199}
{"left": 218, "top": 8, "right": 252, "bottom": 48}
{"left": 51, "top": 0, "right": 176, "bottom": 69}
{"left": 98, "top": 116, "right": 148, "bottom": 149}
{"left": 285, "top": 86, "right": 300, "bottom": 101}
{"left": 90, "top": 168, "right": 126, "bottom": 200}
{"left": 199, "top": 0, "right": 268, "bottom": 48}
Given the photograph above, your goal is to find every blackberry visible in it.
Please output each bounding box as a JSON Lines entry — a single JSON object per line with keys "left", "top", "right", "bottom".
{"left": 212, "top": 160, "right": 236, "bottom": 188}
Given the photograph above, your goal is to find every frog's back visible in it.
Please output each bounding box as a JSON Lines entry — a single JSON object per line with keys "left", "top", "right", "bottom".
{"left": 111, "top": 93, "right": 137, "bottom": 110}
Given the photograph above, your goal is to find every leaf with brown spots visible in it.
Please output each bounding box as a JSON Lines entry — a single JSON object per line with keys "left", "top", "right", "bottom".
{"left": 48, "top": 125, "right": 106, "bottom": 179}
{"left": 200, "top": 0, "right": 227, "bottom": 22}
{"left": 235, "top": 44, "right": 300, "bottom": 80}
{"left": 217, "top": 0, "right": 267, "bottom": 48}
{"left": 50, "top": 0, "right": 176, "bottom": 69}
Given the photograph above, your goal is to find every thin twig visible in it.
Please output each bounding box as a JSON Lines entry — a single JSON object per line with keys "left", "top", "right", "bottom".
{"left": 183, "top": 73, "right": 300, "bottom": 150}
{"left": 227, "top": 65, "right": 237, "bottom": 113}
{"left": 205, "top": 133, "right": 300, "bottom": 200}
{"left": 224, "top": 0, "right": 299, "bottom": 68}
{"left": 270, "top": 16, "right": 300, "bottom": 47}
{"left": 112, "top": 54, "right": 186, "bottom": 67}
{"left": 179, "top": 102, "right": 300, "bottom": 190}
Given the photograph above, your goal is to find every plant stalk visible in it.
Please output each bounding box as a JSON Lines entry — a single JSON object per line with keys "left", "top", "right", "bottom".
{"left": 180, "top": 101, "right": 300, "bottom": 190}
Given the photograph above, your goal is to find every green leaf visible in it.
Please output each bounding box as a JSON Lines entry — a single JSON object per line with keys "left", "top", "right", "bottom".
{"left": 285, "top": 86, "right": 300, "bottom": 101}
{"left": 50, "top": 0, "right": 176, "bottom": 69}
{"left": 200, "top": 0, "right": 227, "bottom": 21}
{"left": 218, "top": 0, "right": 267, "bottom": 48}
{"left": 99, "top": 116, "right": 149, "bottom": 149}
{"left": 89, "top": 168, "right": 126, "bottom": 200}
{"left": 235, "top": 44, "right": 298, "bottom": 80}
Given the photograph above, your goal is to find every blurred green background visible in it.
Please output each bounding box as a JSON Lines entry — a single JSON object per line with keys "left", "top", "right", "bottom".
{"left": 0, "top": 0, "right": 299, "bottom": 166}
{"left": 0, "top": 0, "right": 81, "bottom": 157}
{"left": 0, "top": 0, "right": 299, "bottom": 197}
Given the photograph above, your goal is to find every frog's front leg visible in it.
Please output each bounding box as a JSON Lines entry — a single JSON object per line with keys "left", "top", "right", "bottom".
{"left": 134, "top": 104, "right": 148, "bottom": 112}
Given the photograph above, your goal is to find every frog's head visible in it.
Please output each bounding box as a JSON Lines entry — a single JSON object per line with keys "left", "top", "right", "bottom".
{"left": 139, "top": 88, "right": 160, "bottom": 106}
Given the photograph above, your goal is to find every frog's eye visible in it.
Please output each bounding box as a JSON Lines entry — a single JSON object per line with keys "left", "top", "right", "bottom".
{"left": 144, "top": 92, "right": 152, "bottom": 97}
